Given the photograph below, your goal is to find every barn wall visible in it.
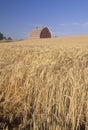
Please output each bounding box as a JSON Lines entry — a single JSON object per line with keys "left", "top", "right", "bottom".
{"left": 29, "top": 29, "right": 40, "bottom": 38}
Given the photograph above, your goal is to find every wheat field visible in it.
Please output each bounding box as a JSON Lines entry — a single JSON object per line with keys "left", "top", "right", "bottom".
{"left": 0, "top": 35, "right": 88, "bottom": 130}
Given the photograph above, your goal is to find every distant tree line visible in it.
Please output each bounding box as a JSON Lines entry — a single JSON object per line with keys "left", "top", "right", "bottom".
{"left": 0, "top": 32, "right": 12, "bottom": 41}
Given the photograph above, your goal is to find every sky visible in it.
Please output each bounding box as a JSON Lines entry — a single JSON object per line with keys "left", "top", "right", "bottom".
{"left": 0, "top": 0, "right": 88, "bottom": 39}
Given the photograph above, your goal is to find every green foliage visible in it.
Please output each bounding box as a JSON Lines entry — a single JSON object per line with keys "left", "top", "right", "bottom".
{"left": 7, "top": 37, "right": 12, "bottom": 41}
{"left": 0, "top": 32, "right": 4, "bottom": 40}
{"left": 0, "top": 32, "right": 12, "bottom": 41}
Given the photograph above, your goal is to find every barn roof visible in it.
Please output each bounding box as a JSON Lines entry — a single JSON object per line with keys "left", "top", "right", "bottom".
{"left": 29, "top": 27, "right": 51, "bottom": 38}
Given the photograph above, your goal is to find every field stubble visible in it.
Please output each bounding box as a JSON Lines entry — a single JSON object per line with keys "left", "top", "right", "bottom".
{"left": 0, "top": 35, "right": 88, "bottom": 130}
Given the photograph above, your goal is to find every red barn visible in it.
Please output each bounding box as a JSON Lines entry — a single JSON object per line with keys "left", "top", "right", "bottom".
{"left": 29, "top": 27, "right": 51, "bottom": 39}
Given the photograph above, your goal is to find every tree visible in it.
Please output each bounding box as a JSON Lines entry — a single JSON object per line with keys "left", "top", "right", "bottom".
{"left": 0, "top": 32, "right": 4, "bottom": 40}
{"left": 0, "top": 32, "right": 12, "bottom": 41}
{"left": 7, "top": 37, "right": 12, "bottom": 41}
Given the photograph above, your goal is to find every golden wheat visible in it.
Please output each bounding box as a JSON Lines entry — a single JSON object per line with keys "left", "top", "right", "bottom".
{"left": 0, "top": 35, "right": 88, "bottom": 130}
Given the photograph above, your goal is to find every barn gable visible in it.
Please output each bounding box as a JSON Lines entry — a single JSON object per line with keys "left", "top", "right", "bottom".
{"left": 29, "top": 27, "right": 51, "bottom": 39}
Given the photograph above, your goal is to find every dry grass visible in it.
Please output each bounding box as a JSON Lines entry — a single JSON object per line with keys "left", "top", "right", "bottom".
{"left": 0, "top": 35, "right": 88, "bottom": 130}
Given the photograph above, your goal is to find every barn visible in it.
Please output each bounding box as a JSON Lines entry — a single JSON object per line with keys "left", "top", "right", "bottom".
{"left": 29, "top": 27, "right": 51, "bottom": 39}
